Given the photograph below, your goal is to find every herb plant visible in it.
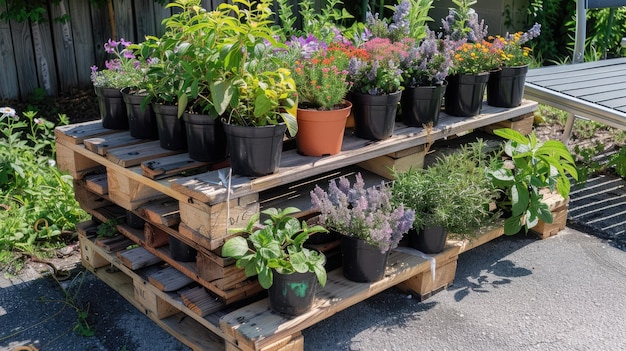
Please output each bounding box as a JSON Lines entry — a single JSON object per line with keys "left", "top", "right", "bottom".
{"left": 487, "top": 128, "right": 578, "bottom": 235}
{"left": 310, "top": 173, "right": 415, "bottom": 253}
{"left": 222, "top": 207, "right": 328, "bottom": 290}
{"left": 392, "top": 140, "right": 497, "bottom": 238}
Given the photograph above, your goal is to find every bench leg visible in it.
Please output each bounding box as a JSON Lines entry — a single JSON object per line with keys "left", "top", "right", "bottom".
{"left": 561, "top": 112, "right": 576, "bottom": 145}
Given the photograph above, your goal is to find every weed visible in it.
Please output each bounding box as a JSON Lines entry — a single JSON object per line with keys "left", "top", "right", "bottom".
{"left": 97, "top": 219, "right": 121, "bottom": 238}
{"left": 0, "top": 107, "right": 88, "bottom": 270}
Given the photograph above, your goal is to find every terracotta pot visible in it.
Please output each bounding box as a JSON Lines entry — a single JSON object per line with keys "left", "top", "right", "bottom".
{"left": 296, "top": 101, "right": 352, "bottom": 156}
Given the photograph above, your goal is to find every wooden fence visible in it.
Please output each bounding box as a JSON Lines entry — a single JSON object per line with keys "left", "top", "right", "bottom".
{"left": 0, "top": 0, "right": 229, "bottom": 101}
{"left": 0, "top": 0, "right": 356, "bottom": 101}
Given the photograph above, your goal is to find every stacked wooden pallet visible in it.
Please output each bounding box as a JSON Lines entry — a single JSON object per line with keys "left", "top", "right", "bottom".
{"left": 56, "top": 100, "right": 578, "bottom": 351}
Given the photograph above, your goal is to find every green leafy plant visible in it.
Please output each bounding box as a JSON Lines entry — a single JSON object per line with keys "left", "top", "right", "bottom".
{"left": 222, "top": 207, "right": 328, "bottom": 289}
{"left": 392, "top": 140, "right": 497, "bottom": 238}
{"left": 96, "top": 219, "right": 120, "bottom": 238}
{"left": 487, "top": 128, "right": 578, "bottom": 235}
{"left": 574, "top": 143, "right": 626, "bottom": 183}
{"left": 0, "top": 107, "right": 88, "bottom": 256}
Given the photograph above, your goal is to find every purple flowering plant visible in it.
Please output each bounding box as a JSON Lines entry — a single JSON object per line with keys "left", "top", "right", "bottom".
{"left": 401, "top": 29, "right": 453, "bottom": 87}
{"left": 348, "top": 38, "right": 409, "bottom": 95}
{"left": 366, "top": 0, "right": 410, "bottom": 43}
{"left": 441, "top": 0, "right": 488, "bottom": 43}
{"left": 310, "top": 173, "right": 415, "bottom": 253}
{"left": 90, "top": 38, "right": 146, "bottom": 90}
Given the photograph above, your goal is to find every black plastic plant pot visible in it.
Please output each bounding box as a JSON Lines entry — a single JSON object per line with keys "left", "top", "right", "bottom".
{"left": 401, "top": 83, "right": 446, "bottom": 128}
{"left": 125, "top": 210, "right": 145, "bottom": 230}
{"left": 444, "top": 72, "right": 490, "bottom": 117}
{"left": 121, "top": 88, "right": 158, "bottom": 139}
{"left": 487, "top": 65, "right": 529, "bottom": 108}
{"left": 182, "top": 112, "right": 227, "bottom": 162}
{"left": 95, "top": 86, "right": 128, "bottom": 130}
{"left": 350, "top": 91, "right": 402, "bottom": 140}
{"left": 340, "top": 235, "right": 389, "bottom": 283}
{"left": 408, "top": 226, "right": 448, "bottom": 254}
{"left": 169, "top": 236, "right": 197, "bottom": 262}
{"left": 222, "top": 122, "right": 286, "bottom": 177}
{"left": 153, "top": 103, "right": 187, "bottom": 151}
{"left": 268, "top": 270, "right": 318, "bottom": 316}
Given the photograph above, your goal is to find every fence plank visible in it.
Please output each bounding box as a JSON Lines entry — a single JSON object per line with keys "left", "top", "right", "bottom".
{"left": 69, "top": 0, "right": 97, "bottom": 88}
{"left": 114, "top": 0, "right": 135, "bottom": 43}
{"left": 31, "top": 20, "right": 59, "bottom": 96}
{"left": 0, "top": 3, "right": 19, "bottom": 100}
{"left": 90, "top": 2, "right": 112, "bottom": 68}
{"left": 134, "top": 0, "right": 158, "bottom": 40}
{"left": 9, "top": 19, "right": 38, "bottom": 100}
{"left": 51, "top": 0, "right": 79, "bottom": 91}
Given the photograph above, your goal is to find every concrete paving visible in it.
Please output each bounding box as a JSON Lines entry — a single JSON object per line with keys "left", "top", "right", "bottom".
{"left": 2, "top": 226, "right": 626, "bottom": 350}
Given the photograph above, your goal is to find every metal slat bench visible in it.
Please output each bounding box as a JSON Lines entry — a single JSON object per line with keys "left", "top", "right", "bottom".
{"left": 524, "top": 0, "right": 626, "bottom": 143}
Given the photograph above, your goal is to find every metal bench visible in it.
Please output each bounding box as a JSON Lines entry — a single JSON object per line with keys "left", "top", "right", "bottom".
{"left": 525, "top": 0, "right": 626, "bottom": 143}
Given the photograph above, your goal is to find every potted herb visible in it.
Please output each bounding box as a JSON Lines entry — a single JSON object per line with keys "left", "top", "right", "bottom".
{"left": 137, "top": 32, "right": 190, "bottom": 151}
{"left": 310, "top": 173, "right": 415, "bottom": 282}
{"left": 201, "top": 0, "right": 297, "bottom": 176}
{"left": 222, "top": 207, "right": 328, "bottom": 316}
{"left": 90, "top": 38, "right": 143, "bottom": 130}
{"left": 160, "top": 0, "right": 227, "bottom": 162}
{"left": 487, "top": 23, "right": 541, "bottom": 108}
{"left": 400, "top": 28, "right": 453, "bottom": 127}
{"left": 290, "top": 38, "right": 354, "bottom": 156}
{"left": 392, "top": 141, "right": 497, "bottom": 253}
{"left": 487, "top": 128, "right": 578, "bottom": 235}
{"left": 440, "top": 0, "right": 498, "bottom": 117}
{"left": 347, "top": 37, "right": 408, "bottom": 140}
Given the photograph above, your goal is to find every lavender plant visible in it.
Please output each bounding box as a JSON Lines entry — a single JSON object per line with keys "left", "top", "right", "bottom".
{"left": 401, "top": 28, "right": 453, "bottom": 86}
{"left": 441, "top": 0, "right": 488, "bottom": 43}
{"left": 310, "top": 173, "right": 415, "bottom": 253}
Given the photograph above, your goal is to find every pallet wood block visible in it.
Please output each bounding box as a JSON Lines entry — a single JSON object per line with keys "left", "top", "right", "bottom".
{"left": 107, "top": 167, "right": 165, "bottom": 210}
{"left": 73, "top": 180, "right": 112, "bottom": 211}
{"left": 106, "top": 140, "right": 182, "bottom": 168}
{"left": 533, "top": 204, "right": 568, "bottom": 239}
{"left": 141, "top": 153, "right": 211, "bottom": 180}
{"left": 396, "top": 253, "right": 458, "bottom": 301}
{"left": 357, "top": 145, "right": 426, "bottom": 180}
{"left": 96, "top": 235, "right": 134, "bottom": 252}
{"left": 54, "top": 120, "right": 118, "bottom": 145}
{"left": 56, "top": 142, "right": 103, "bottom": 178}
{"left": 78, "top": 233, "right": 110, "bottom": 269}
{"left": 178, "top": 194, "right": 259, "bottom": 249}
{"left": 180, "top": 287, "right": 223, "bottom": 317}
{"left": 141, "top": 199, "right": 181, "bottom": 227}
{"left": 134, "top": 277, "right": 180, "bottom": 319}
{"left": 197, "top": 251, "right": 247, "bottom": 283}
{"left": 83, "top": 132, "right": 144, "bottom": 155}
{"left": 84, "top": 173, "right": 109, "bottom": 195}
{"left": 144, "top": 223, "right": 170, "bottom": 248}
{"left": 117, "top": 246, "right": 162, "bottom": 270}
{"left": 480, "top": 113, "right": 534, "bottom": 136}
{"left": 148, "top": 266, "right": 195, "bottom": 292}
